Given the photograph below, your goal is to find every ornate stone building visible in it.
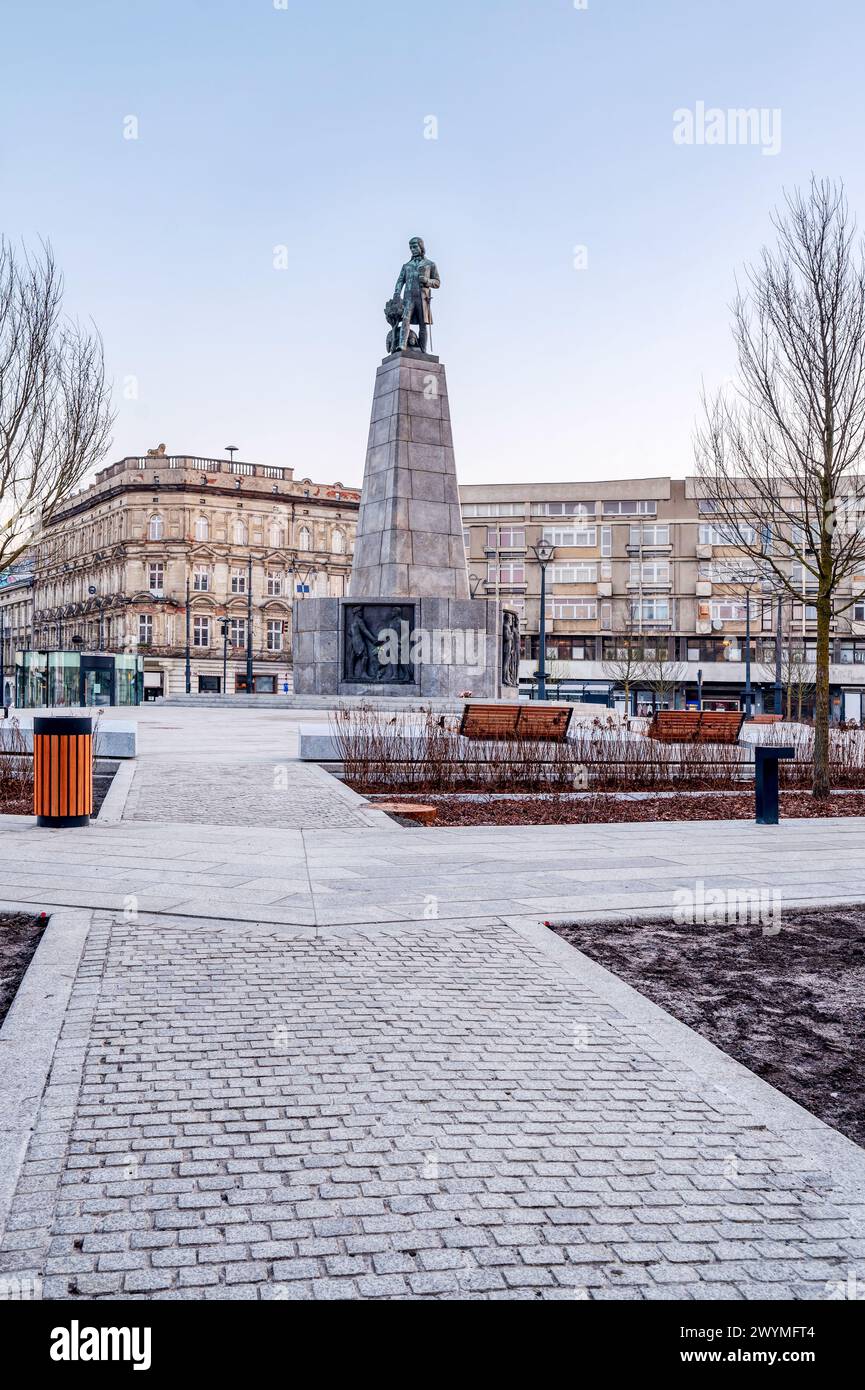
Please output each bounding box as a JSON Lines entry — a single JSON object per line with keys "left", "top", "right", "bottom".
{"left": 31, "top": 454, "right": 360, "bottom": 696}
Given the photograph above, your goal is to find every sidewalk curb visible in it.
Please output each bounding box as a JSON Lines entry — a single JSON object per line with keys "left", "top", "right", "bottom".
{"left": 96, "top": 757, "right": 137, "bottom": 823}
{"left": 503, "top": 914, "right": 865, "bottom": 1202}
{"left": 0, "top": 909, "right": 92, "bottom": 1247}
{"left": 312, "top": 764, "right": 403, "bottom": 831}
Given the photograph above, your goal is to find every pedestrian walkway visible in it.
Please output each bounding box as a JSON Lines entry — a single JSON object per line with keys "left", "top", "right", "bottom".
{"left": 1, "top": 706, "right": 864, "bottom": 1300}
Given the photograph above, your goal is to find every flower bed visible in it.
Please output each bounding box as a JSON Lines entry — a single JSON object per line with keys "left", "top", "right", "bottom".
{"left": 368, "top": 790, "right": 865, "bottom": 826}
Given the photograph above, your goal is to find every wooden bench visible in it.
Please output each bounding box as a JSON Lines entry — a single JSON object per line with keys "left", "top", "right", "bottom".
{"left": 646, "top": 710, "right": 745, "bottom": 744}
{"left": 459, "top": 702, "right": 573, "bottom": 743}
{"left": 749, "top": 714, "right": 783, "bottom": 725}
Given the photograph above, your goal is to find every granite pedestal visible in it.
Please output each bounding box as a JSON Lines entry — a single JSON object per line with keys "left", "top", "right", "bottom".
{"left": 293, "top": 348, "right": 514, "bottom": 699}
{"left": 293, "top": 595, "right": 506, "bottom": 698}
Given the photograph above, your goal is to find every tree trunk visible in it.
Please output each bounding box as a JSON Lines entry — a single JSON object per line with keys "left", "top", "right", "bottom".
{"left": 813, "top": 594, "right": 832, "bottom": 797}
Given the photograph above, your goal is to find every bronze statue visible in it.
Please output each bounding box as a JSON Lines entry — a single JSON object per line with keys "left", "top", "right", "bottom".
{"left": 502, "top": 610, "right": 520, "bottom": 687}
{"left": 392, "top": 237, "right": 440, "bottom": 353}
{"left": 385, "top": 296, "right": 417, "bottom": 354}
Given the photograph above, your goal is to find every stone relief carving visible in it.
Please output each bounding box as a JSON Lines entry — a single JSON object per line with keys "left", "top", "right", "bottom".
{"left": 343, "top": 603, "right": 416, "bottom": 684}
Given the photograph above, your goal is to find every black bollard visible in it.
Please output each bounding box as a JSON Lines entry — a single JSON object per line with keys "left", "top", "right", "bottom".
{"left": 754, "top": 745, "right": 795, "bottom": 825}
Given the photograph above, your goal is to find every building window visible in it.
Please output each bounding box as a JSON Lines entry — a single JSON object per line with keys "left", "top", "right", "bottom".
{"left": 229, "top": 618, "right": 247, "bottom": 647}
{"left": 552, "top": 562, "right": 597, "bottom": 583}
{"left": 855, "top": 601, "right": 865, "bottom": 622}
{"left": 542, "top": 526, "right": 597, "bottom": 548}
{"left": 710, "top": 600, "right": 752, "bottom": 622}
{"left": 148, "top": 515, "right": 164, "bottom": 540}
{"left": 463, "top": 528, "right": 471, "bottom": 551}
{"left": 602, "top": 499, "right": 657, "bottom": 516}
{"left": 546, "top": 599, "right": 598, "bottom": 620}
{"left": 148, "top": 563, "right": 164, "bottom": 596}
{"left": 138, "top": 613, "right": 153, "bottom": 645}
{"left": 699, "top": 522, "right": 757, "bottom": 547}
{"left": 630, "top": 524, "right": 670, "bottom": 547}
{"left": 266, "top": 571, "right": 282, "bottom": 595}
{"left": 463, "top": 502, "right": 525, "bottom": 518}
{"left": 530, "top": 501, "right": 595, "bottom": 517}
{"left": 194, "top": 516, "right": 209, "bottom": 541}
{"left": 631, "top": 598, "right": 672, "bottom": 622}
{"left": 486, "top": 526, "right": 525, "bottom": 549}
{"left": 298, "top": 525, "right": 311, "bottom": 550}
{"left": 600, "top": 526, "right": 612, "bottom": 558}
{"left": 629, "top": 561, "right": 670, "bottom": 584}
{"left": 266, "top": 619, "right": 283, "bottom": 652}
{"left": 233, "top": 519, "right": 248, "bottom": 545}
{"left": 231, "top": 568, "right": 247, "bottom": 593}
{"left": 193, "top": 615, "right": 210, "bottom": 647}
{"left": 487, "top": 560, "right": 525, "bottom": 586}
{"left": 193, "top": 565, "right": 209, "bottom": 592}
{"left": 707, "top": 558, "right": 760, "bottom": 584}
{"left": 332, "top": 530, "right": 346, "bottom": 554}
{"left": 269, "top": 522, "right": 286, "bottom": 547}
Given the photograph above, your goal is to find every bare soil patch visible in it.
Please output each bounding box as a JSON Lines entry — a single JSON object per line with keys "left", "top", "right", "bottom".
{"left": 0, "top": 912, "right": 47, "bottom": 1026}
{"left": 551, "top": 907, "right": 865, "bottom": 1147}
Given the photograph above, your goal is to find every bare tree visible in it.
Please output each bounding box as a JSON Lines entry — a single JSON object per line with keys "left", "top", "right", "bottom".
{"left": 641, "top": 643, "right": 687, "bottom": 711}
{"left": 601, "top": 622, "right": 648, "bottom": 721}
{"left": 760, "top": 632, "right": 816, "bottom": 722}
{"left": 781, "top": 644, "right": 817, "bottom": 721}
{"left": 695, "top": 178, "right": 865, "bottom": 796}
{"left": 0, "top": 239, "right": 113, "bottom": 573}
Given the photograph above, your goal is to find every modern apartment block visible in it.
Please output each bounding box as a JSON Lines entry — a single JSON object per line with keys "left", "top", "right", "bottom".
{"left": 27, "top": 454, "right": 360, "bottom": 699}
{"left": 460, "top": 477, "right": 865, "bottom": 720}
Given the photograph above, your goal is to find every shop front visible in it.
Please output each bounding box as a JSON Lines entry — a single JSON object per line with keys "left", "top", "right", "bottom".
{"left": 15, "top": 650, "right": 144, "bottom": 707}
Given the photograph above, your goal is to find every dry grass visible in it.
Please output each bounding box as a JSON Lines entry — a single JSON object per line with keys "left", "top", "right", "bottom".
{"left": 0, "top": 718, "right": 33, "bottom": 813}
{"left": 331, "top": 705, "right": 865, "bottom": 795}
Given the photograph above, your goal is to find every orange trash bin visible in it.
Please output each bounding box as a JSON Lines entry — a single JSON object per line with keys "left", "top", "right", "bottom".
{"left": 33, "top": 716, "right": 93, "bottom": 827}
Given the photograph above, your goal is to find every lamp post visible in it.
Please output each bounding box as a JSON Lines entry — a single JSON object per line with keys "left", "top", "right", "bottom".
{"left": 744, "top": 593, "right": 753, "bottom": 718}
{"left": 774, "top": 591, "right": 783, "bottom": 716}
{"left": 221, "top": 618, "right": 228, "bottom": 694}
{"left": 246, "top": 554, "right": 254, "bottom": 693}
{"left": 531, "top": 539, "right": 555, "bottom": 702}
{"left": 184, "top": 577, "right": 191, "bottom": 695}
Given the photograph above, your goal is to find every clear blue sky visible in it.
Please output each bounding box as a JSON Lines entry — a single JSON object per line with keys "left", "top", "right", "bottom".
{"left": 3, "top": 0, "right": 863, "bottom": 487}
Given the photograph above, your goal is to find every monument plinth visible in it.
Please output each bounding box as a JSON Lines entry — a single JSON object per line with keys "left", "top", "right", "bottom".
{"left": 292, "top": 238, "right": 516, "bottom": 700}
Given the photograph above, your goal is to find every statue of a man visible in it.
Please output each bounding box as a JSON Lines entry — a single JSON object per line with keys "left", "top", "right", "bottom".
{"left": 393, "top": 236, "right": 440, "bottom": 353}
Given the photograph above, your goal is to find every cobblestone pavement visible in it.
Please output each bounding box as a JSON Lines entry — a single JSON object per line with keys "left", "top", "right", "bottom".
{"left": 2, "top": 910, "right": 864, "bottom": 1301}
{"left": 122, "top": 758, "right": 376, "bottom": 829}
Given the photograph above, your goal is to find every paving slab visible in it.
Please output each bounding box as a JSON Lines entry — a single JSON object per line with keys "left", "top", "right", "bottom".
{"left": 2, "top": 704, "right": 865, "bottom": 1300}
{"left": 1, "top": 908, "right": 863, "bottom": 1301}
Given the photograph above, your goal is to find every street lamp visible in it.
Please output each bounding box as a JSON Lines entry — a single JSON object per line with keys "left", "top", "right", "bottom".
{"left": 774, "top": 590, "right": 783, "bottom": 716}
{"left": 220, "top": 618, "right": 229, "bottom": 694}
{"left": 246, "top": 553, "right": 254, "bottom": 693}
{"left": 531, "top": 539, "right": 555, "bottom": 702}
{"left": 184, "top": 577, "right": 192, "bottom": 695}
{"left": 226, "top": 445, "right": 239, "bottom": 465}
